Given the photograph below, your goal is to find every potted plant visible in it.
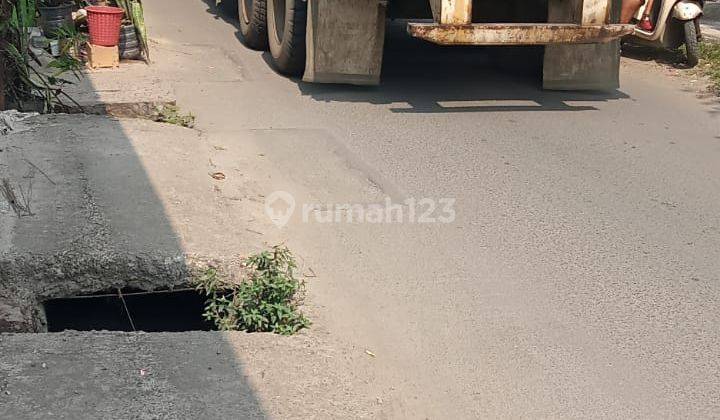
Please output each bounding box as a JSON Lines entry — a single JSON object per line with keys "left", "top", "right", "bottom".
{"left": 53, "top": 24, "right": 88, "bottom": 60}
{"left": 2, "top": 0, "right": 83, "bottom": 112}
{"left": 38, "top": 0, "right": 74, "bottom": 38}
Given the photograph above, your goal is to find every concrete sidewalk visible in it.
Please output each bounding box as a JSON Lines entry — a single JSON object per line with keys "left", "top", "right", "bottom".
{"left": 0, "top": 113, "right": 273, "bottom": 329}
{"left": 0, "top": 37, "right": 381, "bottom": 419}
{"left": 0, "top": 99, "right": 380, "bottom": 420}
{"left": 0, "top": 331, "right": 376, "bottom": 419}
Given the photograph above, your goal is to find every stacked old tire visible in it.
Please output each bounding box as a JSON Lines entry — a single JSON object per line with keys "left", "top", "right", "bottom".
{"left": 119, "top": 24, "right": 141, "bottom": 60}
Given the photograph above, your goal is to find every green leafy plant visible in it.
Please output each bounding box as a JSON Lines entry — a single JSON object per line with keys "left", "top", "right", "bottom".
{"left": 15, "top": 0, "right": 36, "bottom": 28}
{"left": 196, "top": 246, "right": 311, "bottom": 335}
{"left": 154, "top": 104, "right": 195, "bottom": 128}
{"left": 47, "top": 24, "right": 86, "bottom": 76}
{"left": 698, "top": 42, "right": 720, "bottom": 93}
{"left": 53, "top": 24, "right": 87, "bottom": 54}
{"left": 47, "top": 53, "right": 83, "bottom": 76}
{"left": 1, "top": 0, "right": 82, "bottom": 112}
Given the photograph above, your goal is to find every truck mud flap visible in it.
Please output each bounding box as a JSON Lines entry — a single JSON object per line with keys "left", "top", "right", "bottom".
{"left": 543, "top": 0, "right": 623, "bottom": 91}
{"left": 303, "top": 0, "right": 387, "bottom": 86}
{"left": 543, "top": 41, "right": 621, "bottom": 90}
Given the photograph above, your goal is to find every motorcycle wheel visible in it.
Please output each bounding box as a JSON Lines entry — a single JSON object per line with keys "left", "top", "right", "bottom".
{"left": 684, "top": 19, "right": 700, "bottom": 68}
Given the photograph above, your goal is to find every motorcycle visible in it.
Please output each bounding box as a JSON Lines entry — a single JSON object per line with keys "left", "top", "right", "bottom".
{"left": 628, "top": 0, "right": 705, "bottom": 67}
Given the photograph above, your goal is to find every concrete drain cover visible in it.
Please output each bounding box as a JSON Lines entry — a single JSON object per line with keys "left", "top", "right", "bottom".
{"left": 43, "top": 288, "right": 214, "bottom": 332}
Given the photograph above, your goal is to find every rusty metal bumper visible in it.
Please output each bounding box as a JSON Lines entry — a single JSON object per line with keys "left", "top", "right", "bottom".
{"left": 407, "top": 23, "right": 635, "bottom": 46}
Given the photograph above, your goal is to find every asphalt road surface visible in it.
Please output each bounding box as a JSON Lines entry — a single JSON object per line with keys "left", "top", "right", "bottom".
{"left": 144, "top": 1, "right": 720, "bottom": 417}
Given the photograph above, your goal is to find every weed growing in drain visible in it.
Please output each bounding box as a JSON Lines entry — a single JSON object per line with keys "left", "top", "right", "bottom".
{"left": 155, "top": 104, "right": 196, "bottom": 128}
{"left": 196, "top": 246, "right": 310, "bottom": 335}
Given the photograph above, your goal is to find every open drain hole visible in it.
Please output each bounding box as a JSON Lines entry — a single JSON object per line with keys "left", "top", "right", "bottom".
{"left": 43, "top": 288, "right": 215, "bottom": 332}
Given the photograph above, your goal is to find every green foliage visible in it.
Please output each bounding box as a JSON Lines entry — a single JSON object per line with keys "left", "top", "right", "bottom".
{"left": 52, "top": 24, "right": 87, "bottom": 48}
{"left": 15, "top": 0, "right": 36, "bottom": 28}
{"left": 196, "top": 246, "right": 311, "bottom": 335}
{"left": 47, "top": 24, "right": 86, "bottom": 77}
{"left": 699, "top": 42, "right": 720, "bottom": 93}
{"left": 2, "top": 0, "right": 82, "bottom": 111}
{"left": 47, "top": 53, "right": 83, "bottom": 76}
{"left": 155, "top": 104, "right": 195, "bottom": 128}
{"left": 130, "top": 1, "right": 148, "bottom": 58}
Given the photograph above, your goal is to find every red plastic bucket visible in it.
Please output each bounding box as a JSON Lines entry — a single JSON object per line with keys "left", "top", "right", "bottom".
{"left": 86, "top": 6, "right": 125, "bottom": 47}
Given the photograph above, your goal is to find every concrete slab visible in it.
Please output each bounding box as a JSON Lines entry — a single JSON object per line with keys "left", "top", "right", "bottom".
{"left": 0, "top": 97, "right": 381, "bottom": 419}
{"left": 64, "top": 39, "right": 244, "bottom": 109}
{"left": 0, "top": 331, "right": 379, "bottom": 419}
{"left": 0, "top": 114, "right": 280, "bottom": 331}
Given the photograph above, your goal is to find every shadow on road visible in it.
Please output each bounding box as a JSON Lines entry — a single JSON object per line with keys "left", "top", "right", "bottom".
{"left": 621, "top": 42, "right": 689, "bottom": 68}
{"left": 202, "top": 3, "right": 629, "bottom": 113}
{"left": 299, "top": 21, "right": 629, "bottom": 113}
{"left": 201, "top": 0, "right": 242, "bottom": 33}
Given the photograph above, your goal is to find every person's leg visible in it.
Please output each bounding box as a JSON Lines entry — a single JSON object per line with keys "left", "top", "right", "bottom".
{"left": 639, "top": 0, "right": 656, "bottom": 30}
{"left": 621, "top": 0, "right": 644, "bottom": 23}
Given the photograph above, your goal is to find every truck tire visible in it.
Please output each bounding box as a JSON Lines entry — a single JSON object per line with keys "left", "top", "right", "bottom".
{"left": 240, "top": 0, "right": 269, "bottom": 50}
{"left": 267, "top": 0, "right": 307, "bottom": 76}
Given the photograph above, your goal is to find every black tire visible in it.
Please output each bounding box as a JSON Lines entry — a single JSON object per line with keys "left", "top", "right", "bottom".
{"left": 120, "top": 28, "right": 136, "bottom": 38}
{"left": 120, "top": 47, "right": 141, "bottom": 60}
{"left": 684, "top": 19, "right": 700, "bottom": 68}
{"left": 240, "top": 0, "right": 269, "bottom": 51}
{"left": 119, "top": 25, "right": 139, "bottom": 47}
{"left": 219, "top": 0, "right": 238, "bottom": 17}
{"left": 267, "top": 0, "right": 307, "bottom": 76}
{"left": 118, "top": 39, "right": 139, "bottom": 49}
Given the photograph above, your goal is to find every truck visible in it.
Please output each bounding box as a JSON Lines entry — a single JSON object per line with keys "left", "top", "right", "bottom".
{"left": 224, "top": 0, "right": 634, "bottom": 90}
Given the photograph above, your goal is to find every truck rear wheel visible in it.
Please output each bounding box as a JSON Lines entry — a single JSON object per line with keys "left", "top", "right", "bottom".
{"left": 267, "top": 0, "right": 307, "bottom": 76}
{"left": 239, "top": 0, "right": 268, "bottom": 50}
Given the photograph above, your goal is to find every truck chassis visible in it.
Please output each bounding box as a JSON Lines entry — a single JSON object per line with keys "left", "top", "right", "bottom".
{"left": 232, "top": 0, "right": 633, "bottom": 90}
